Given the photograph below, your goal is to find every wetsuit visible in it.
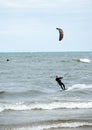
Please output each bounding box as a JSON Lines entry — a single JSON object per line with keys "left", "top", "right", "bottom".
{"left": 56, "top": 77, "right": 65, "bottom": 90}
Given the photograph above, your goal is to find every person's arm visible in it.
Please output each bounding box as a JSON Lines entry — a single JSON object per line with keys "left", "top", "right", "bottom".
{"left": 59, "top": 77, "right": 63, "bottom": 79}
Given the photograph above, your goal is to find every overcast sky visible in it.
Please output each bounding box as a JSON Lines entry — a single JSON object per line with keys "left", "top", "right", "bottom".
{"left": 0, "top": 0, "right": 92, "bottom": 52}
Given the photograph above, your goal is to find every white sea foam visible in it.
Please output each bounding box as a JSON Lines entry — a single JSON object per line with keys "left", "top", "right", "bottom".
{"left": 67, "top": 84, "right": 92, "bottom": 91}
{"left": 7, "top": 122, "right": 92, "bottom": 130}
{"left": 79, "top": 58, "right": 91, "bottom": 63}
{"left": 1, "top": 101, "right": 92, "bottom": 112}
{"left": 73, "top": 58, "right": 91, "bottom": 63}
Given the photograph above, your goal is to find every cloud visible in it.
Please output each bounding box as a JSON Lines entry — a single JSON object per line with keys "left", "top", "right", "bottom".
{"left": 0, "top": 0, "right": 91, "bottom": 16}
{"left": 0, "top": 0, "right": 55, "bottom": 9}
{"left": 0, "top": 0, "right": 88, "bottom": 9}
{"left": 0, "top": 1, "right": 20, "bottom": 8}
{"left": 0, "top": 0, "right": 91, "bottom": 17}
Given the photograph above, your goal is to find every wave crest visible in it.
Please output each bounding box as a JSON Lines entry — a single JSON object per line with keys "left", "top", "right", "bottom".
{"left": 6, "top": 121, "right": 92, "bottom": 130}
{"left": 1, "top": 101, "right": 92, "bottom": 112}
{"left": 73, "top": 58, "right": 91, "bottom": 63}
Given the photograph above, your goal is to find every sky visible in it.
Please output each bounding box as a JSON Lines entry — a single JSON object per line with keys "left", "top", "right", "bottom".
{"left": 0, "top": 0, "right": 92, "bottom": 52}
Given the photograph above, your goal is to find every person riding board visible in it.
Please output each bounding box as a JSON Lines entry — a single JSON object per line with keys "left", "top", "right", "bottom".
{"left": 55, "top": 75, "right": 65, "bottom": 90}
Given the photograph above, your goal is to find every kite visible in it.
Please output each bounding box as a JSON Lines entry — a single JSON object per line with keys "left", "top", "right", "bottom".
{"left": 56, "top": 28, "right": 64, "bottom": 41}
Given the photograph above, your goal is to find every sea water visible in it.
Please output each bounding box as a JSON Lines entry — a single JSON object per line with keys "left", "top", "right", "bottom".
{"left": 0, "top": 52, "right": 92, "bottom": 130}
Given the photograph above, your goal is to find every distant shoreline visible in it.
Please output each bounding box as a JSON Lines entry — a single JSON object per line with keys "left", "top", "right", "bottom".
{"left": 0, "top": 51, "right": 92, "bottom": 57}
{"left": 0, "top": 51, "right": 92, "bottom": 53}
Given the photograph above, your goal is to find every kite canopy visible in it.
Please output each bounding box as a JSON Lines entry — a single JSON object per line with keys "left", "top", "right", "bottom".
{"left": 56, "top": 28, "right": 64, "bottom": 41}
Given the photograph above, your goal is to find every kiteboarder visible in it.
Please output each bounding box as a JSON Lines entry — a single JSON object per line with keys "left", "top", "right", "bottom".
{"left": 55, "top": 75, "right": 65, "bottom": 90}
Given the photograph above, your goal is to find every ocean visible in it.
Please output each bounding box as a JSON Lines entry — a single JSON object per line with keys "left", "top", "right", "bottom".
{"left": 0, "top": 52, "right": 92, "bottom": 130}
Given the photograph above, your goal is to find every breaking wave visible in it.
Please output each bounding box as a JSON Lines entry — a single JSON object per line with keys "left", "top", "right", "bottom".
{"left": 67, "top": 84, "right": 92, "bottom": 91}
{"left": 1, "top": 101, "right": 92, "bottom": 112}
{"left": 6, "top": 121, "right": 92, "bottom": 130}
{"left": 73, "top": 58, "right": 91, "bottom": 63}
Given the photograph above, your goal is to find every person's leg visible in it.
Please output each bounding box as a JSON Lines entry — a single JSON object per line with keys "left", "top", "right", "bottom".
{"left": 59, "top": 83, "right": 63, "bottom": 90}
{"left": 61, "top": 82, "right": 65, "bottom": 90}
